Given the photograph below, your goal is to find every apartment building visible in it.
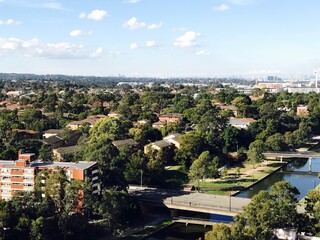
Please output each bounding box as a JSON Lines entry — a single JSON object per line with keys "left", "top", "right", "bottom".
{"left": 0, "top": 151, "right": 99, "bottom": 200}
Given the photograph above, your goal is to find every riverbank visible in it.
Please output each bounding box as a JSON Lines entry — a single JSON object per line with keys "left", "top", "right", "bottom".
{"left": 198, "top": 160, "right": 288, "bottom": 195}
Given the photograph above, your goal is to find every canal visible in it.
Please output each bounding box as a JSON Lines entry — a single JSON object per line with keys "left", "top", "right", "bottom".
{"left": 236, "top": 158, "right": 320, "bottom": 200}
{"left": 145, "top": 223, "right": 211, "bottom": 240}
{"left": 146, "top": 158, "right": 320, "bottom": 239}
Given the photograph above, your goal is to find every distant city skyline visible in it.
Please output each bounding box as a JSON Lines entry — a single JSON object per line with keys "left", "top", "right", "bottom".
{"left": 1, "top": 0, "right": 320, "bottom": 78}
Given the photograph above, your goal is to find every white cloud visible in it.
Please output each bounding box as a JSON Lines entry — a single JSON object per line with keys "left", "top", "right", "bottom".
{"left": 196, "top": 50, "right": 210, "bottom": 56}
{"left": 108, "top": 51, "right": 121, "bottom": 57}
{"left": 147, "top": 22, "right": 163, "bottom": 30}
{"left": 130, "top": 42, "right": 138, "bottom": 49}
{"left": 0, "top": 19, "right": 22, "bottom": 25}
{"left": 69, "top": 29, "right": 92, "bottom": 37}
{"left": 123, "top": 17, "right": 162, "bottom": 30}
{"left": 213, "top": 4, "right": 230, "bottom": 11}
{"left": 41, "top": 2, "right": 64, "bottom": 10}
{"left": 174, "top": 31, "right": 200, "bottom": 48}
{"left": 124, "top": 0, "right": 141, "bottom": 3}
{"left": 146, "top": 41, "right": 157, "bottom": 48}
{"left": 123, "top": 17, "right": 146, "bottom": 30}
{"left": 90, "top": 48, "right": 104, "bottom": 58}
{"left": 80, "top": 10, "right": 108, "bottom": 21}
{"left": 0, "top": 37, "right": 103, "bottom": 59}
{"left": 79, "top": 12, "right": 86, "bottom": 19}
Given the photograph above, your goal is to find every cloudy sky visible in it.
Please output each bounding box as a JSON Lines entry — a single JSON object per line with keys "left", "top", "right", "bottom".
{"left": 0, "top": 0, "right": 319, "bottom": 77}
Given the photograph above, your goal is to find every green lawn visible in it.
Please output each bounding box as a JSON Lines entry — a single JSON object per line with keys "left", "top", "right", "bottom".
{"left": 162, "top": 165, "right": 188, "bottom": 190}
{"left": 197, "top": 161, "right": 285, "bottom": 195}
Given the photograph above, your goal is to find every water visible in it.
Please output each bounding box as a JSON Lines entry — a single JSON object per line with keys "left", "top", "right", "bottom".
{"left": 236, "top": 158, "right": 320, "bottom": 199}
{"left": 146, "top": 223, "right": 210, "bottom": 240}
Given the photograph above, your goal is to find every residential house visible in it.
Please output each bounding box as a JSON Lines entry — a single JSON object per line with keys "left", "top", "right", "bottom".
{"left": 215, "top": 103, "right": 238, "bottom": 117}
{"left": 163, "top": 133, "right": 182, "bottom": 149}
{"left": 229, "top": 117, "right": 257, "bottom": 130}
{"left": 67, "top": 114, "right": 107, "bottom": 130}
{"left": 296, "top": 106, "right": 309, "bottom": 117}
{"left": 12, "top": 129, "right": 40, "bottom": 140}
{"left": 152, "top": 121, "right": 166, "bottom": 129}
{"left": 107, "top": 112, "right": 122, "bottom": 119}
{"left": 112, "top": 139, "right": 141, "bottom": 152}
{"left": 52, "top": 145, "right": 81, "bottom": 161}
{"left": 144, "top": 140, "right": 174, "bottom": 153}
{"left": 43, "top": 129, "right": 64, "bottom": 139}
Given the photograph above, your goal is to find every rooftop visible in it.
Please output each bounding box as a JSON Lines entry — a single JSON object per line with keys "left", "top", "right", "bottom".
{"left": 0, "top": 160, "right": 97, "bottom": 170}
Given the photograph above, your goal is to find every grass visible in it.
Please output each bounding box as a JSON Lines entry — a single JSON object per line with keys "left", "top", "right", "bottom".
{"left": 197, "top": 160, "right": 285, "bottom": 195}
{"left": 118, "top": 221, "right": 172, "bottom": 240}
{"left": 162, "top": 165, "right": 188, "bottom": 190}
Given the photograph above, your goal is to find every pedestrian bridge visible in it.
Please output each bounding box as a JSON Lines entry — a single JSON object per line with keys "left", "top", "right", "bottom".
{"left": 129, "top": 187, "right": 251, "bottom": 217}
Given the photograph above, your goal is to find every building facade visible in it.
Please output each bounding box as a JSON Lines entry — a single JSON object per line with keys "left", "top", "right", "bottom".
{"left": 0, "top": 151, "right": 98, "bottom": 200}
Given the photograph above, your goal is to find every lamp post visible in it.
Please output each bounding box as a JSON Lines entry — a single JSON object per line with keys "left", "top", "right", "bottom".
{"left": 140, "top": 170, "right": 143, "bottom": 188}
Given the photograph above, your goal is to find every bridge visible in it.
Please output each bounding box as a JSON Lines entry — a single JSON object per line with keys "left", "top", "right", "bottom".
{"left": 129, "top": 187, "right": 251, "bottom": 217}
{"left": 264, "top": 151, "right": 320, "bottom": 160}
{"left": 173, "top": 216, "right": 230, "bottom": 226}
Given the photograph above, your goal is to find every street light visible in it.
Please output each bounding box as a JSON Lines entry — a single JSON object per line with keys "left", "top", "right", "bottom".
{"left": 140, "top": 170, "right": 143, "bottom": 188}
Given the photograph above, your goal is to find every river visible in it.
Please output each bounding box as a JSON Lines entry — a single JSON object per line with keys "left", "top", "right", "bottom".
{"left": 236, "top": 158, "right": 320, "bottom": 200}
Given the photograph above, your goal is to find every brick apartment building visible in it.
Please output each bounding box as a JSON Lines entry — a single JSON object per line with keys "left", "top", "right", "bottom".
{"left": 158, "top": 113, "right": 183, "bottom": 123}
{"left": 0, "top": 151, "right": 99, "bottom": 200}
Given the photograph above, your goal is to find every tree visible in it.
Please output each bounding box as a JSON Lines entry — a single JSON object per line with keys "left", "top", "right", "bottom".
{"left": 92, "top": 190, "right": 140, "bottom": 231}
{"left": 265, "top": 133, "right": 286, "bottom": 151}
{"left": 188, "top": 151, "right": 212, "bottom": 189}
{"left": 305, "top": 187, "right": 320, "bottom": 228}
{"left": 234, "top": 181, "right": 304, "bottom": 240}
{"left": 30, "top": 217, "right": 44, "bottom": 240}
{"left": 222, "top": 126, "right": 239, "bottom": 153}
{"left": 89, "top": 117, "right": 132, "bottom": 141}
{"left": 247, "top": 140, "right": 265, "bottom": 169}
{"left": 205, "top": 223, "right": 232, "bottom": 240}
{"left": 174, "top": 132, "right": 204, "bottom": 169}
{"left": 44, "top": 168, "right": 85, "bottom": 240}
{"left": 270, "top": 181, "right": 300, "bottom": 228}
{"left": 39, "top": 144, "right": 53, "bottom": 162}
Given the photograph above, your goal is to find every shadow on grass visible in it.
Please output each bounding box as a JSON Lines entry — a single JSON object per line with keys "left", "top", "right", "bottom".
{"left": 162, "top": 169, "right": 188, "bottom": 190}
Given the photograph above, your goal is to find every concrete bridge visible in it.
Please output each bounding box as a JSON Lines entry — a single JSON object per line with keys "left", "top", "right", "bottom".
{"left": 173, "top": 216, "right": 230, "bottom": 226}
{"left": 129, "top": 187, "right": 251, "bottom": 217}
{"left": 264, "top": 151, "right": 320, "bottom": 160}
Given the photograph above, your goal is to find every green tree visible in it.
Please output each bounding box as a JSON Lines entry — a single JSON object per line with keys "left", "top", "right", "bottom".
{"left": 205, "top": 223, "right": 233, "bottom": 240}
{"left": 39, "top": 144, "right": 53, "bottom": 162}
{"left": 188, "top": 151, "right": 211, "bottom": 189}
{"left": 44, "top": 168, "right": 85, "bottom": 240}
{"left": 247, "top": 140, "right": 265, "bottom": 168}
{"left": 305, "top": 187, "right": 320, "bottom": 228}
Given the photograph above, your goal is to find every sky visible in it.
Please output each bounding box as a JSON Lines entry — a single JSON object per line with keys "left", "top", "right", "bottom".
{"left": 1, "top": 0, "right": 320, "bottom": 78}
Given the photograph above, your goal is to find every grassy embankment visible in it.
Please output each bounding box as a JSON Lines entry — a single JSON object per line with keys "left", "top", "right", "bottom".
{"left": 198, "top": 160, "right": 285, "bottom": 195}
{"left": 163, "top": 161, "right": 285, "bottom": 195}
{"left": 117, "top": 221, "right": 172, "bottom": 240}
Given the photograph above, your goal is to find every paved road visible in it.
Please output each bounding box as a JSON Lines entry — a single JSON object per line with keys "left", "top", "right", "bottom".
{"left": 129, "top": 187, "right": 251, "bottom": 216}
{"left": 264, "top": 151, "right": 320, "bottom": 159}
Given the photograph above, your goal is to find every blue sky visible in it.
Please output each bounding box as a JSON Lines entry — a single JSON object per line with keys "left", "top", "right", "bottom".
{"left": 0, "top": 0, "right": 320, "bottom": 77}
